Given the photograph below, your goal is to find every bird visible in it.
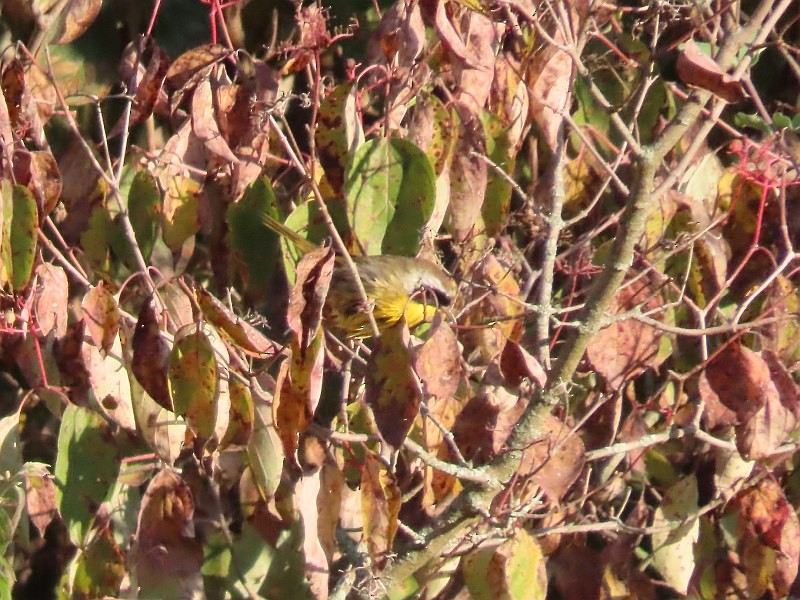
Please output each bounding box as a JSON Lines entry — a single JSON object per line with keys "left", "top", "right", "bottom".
{"left": 261, "top": 211, "right": 456, "bottom": 338}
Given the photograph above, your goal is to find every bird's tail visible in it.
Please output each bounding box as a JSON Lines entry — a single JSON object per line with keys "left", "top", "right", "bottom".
{"left": 261, "top": 211, "right": 317, "bottom": 255}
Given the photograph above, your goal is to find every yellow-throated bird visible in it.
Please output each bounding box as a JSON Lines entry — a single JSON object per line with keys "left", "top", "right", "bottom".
{"left": 262, "top": 212, "right": 456, "bottom": 338}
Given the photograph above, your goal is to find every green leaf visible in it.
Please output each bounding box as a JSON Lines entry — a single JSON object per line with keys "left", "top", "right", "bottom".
{"left": 247, "top": 397, "right": 283, "bottom": 500}
{"left": 2, "top": 185, "right": 39, "bottom": 291}
{"left": 128, "top": 170, "right": 162, "bottom": 261}
{"left": 203, "top": 523, "right": 273, "bottom": 598}
{"left": 259, "top": 523, "right": 315, "bottom": 599}
{"left": 383, "top": 140, "right": 437, "bottom": 256}
{"left": 79, "top": 190, "right": 112, "bottom": 272}
{"left": 651, "top": 475, "right": 700, "bottom": 595}
{"left": 227, "top": 177, "right": 282, "bottom": 304}
{"left": 281, "top": 200, "right": 349, "bottom": 283}
{"left": 463, "top": 530, "right": 547, "bottom": 600}
{"left": 734, "top": 112, "right": 773, "bottom": 134}
{"left": 772, "top": 112, "right": 792, "bottom": 130}
{"left": 168, "top": 324, "right": 221, "bottom": 440}
{"left": 344, "top": 138, "right": 436, "bottom": 255}
{"left": 54, "top": 405, "right": 120, "bottom": 545}
{"left": 481, "top": 112, "right": 515, "bottom": 237}
{"left": 162, "top": 176, "right": 200, "bottom": 253}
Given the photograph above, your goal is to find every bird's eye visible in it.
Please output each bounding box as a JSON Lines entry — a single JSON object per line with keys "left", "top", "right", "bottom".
{"left": 416, "top": 285, "right": 451, "bottom": 307}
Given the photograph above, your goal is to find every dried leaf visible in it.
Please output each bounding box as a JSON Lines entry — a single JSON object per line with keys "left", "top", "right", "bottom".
{"left": 25, "top": 468, "right": 57, "bottom": 537}
{"left": 360, "top": 453, "right": 400, "bottom": 567}
{"left": 414, "top": 321, "right": 462, "bottom": 400}
{"left": 445, "top": 121, "right": 487, "bottom": 242}
{"left": 118, "top": 38, "right": 170, "bottom": 129}
{"left": 676, "top": 40, "right": 746, "bottom": 103}
{"left": 731, "top": 479, "right": 800, "bottom": 597}
{"left": 82, "top": 283, "right": 120, "bottom": 355}
{"left": 296, "top": 471, "right": 330, "bottom": 598}
{"left": 519, "top": 413, "right": 585, "bottom": 502}
{"left": 196, "top": 285, "right": 279, "bottom": 358}
{"left": 365, "top": 322, "right": 421, "bottom": 449}
{"left": 287, "top": 246, "right": 335, "bottom": 353}
{"left": 131, "top": 469, "right": 203, "bottom": 586}
{"left": 192, "top": 74, "right": 238, "bottom": 163}
{"left": 275, "top": 334, "right": 324, "bottom": 462}
{"left": 132, "top": 297, "right": 172, "bottom": 411}
{"left": 34, "top": 263, "right": 68, "bottom": 338}
{"left": 585, "top": 278, "right": 667, "bottom": 388}
{"left": 51, "top": 0, "right": 103, "bottom": 44}
{"left": 13, "top": 149, "right": 62, "bottom": 218}
{"left": 500, "top": 340, "right": 547, "bottom": 388}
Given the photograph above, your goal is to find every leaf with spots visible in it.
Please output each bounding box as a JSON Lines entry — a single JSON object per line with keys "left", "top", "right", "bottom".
{"left": 168, "top": 323, "right": 228, "bottom": 443}
{"left": 365, "top": 321, "right": 420, "bottom": 449}
{"left": 315, "top": 82, "right": 363, "bottom": 194}
{"left": 82, "top": 282, "right": 120, "bottom": 356}
{"left": 343, "top": 138, "right": 436, "bottom": 255}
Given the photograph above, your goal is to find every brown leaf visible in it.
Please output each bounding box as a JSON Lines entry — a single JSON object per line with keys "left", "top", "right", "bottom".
{"left": 25, "top": 469, "right": 57, "bottom": 537}
{"left": 526, "top": 1, "right": 587, "bottom": 151}
{"left": 676, "top": 40, "right": 746, "bottom": 103}
{"left": 55, "top": 320, "right": 91, "bottom": 403}
{"left": 13, "top": 150, "right": 62, "bottom": 218}
{"left": 318, "top": 462, "right": 345, "bottom": 559}
{"left": 2, "top": 58, "right": 29, "bottom": 136}
{"left": 460, "top": 254, "right": 524, "bottom": 362}
{"left": 500, "top": 339, "right": 547, "bottom": 388}
{"left": 735, "top": 350, "right": 799, "bottom": 459}
{"left": 453, "top": 385, "right": 526, "bottom": 464}
{"left": 165, "top": 44, "right": 230, "bottom": 93}
{"left": 132, "top": 297, "right": 172, "bottom": 411}
{"left": 365, "top": 322, "right": 421, "bottom": 449}
{"left": 82, "top": 282, "right": 121, "bottom": 355}
{"left": 414, "top": 321, "right": 462, "bottom": 400}
{"left": 287, "top": 246, "right": 335, "bottom": 353}
{"left": 518, "top": 413, "right": 585, "bottom": 502}
{"left": 360, "top": 453, "right": 400, "bottom": 567}
{"left": 117, "top": 38, "right": 171, "bottom": 130}
{"left": 275, "top": 336, "right": 324, "bottom": 462}
{"left": 732, "top": 479, "right": 800, "bottom": 597}
{"left": 445, "top": 114, "right": 487, "bottom": 242}
{"left": 34, "top": 263, "right": 68, "bottom": 338}
{"left": 368, "top": 0, "right": 425, "bottom": 67}
{"left": 585, "top": 278, "right": 666, "bottom": 388}
{"left": 428, "top": 1, "right": 473, "bottom": 67}
{"left": 192, "top": 73, "right": 238, "bottom": 163}
{"left": 702, "top": 343, "right": 773, "bottom": 423}
{"left": 420, "top": 393, "right": 462, "bottom": 509}
{"left": 195, "top": 285, "right": 279, "bottom": 358}
{"left": 51, "top": 0, "right": 103, "bottom": 44}
{"left": 0, "top": 81, "right": 15, "bottom": 167}
{"left": 295, "top": 471, "right": 330, "bottom": 598}
{"left": 131, "top": 469, "right": 203, "bottom": 584}
{"left": 452, "top": 11, "right": 497, "bottom": 116}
